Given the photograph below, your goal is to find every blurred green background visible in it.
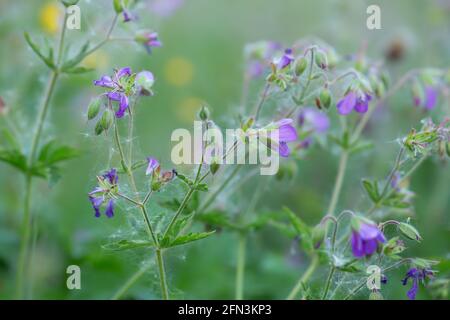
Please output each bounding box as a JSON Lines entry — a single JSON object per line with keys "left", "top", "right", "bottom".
{"left": 0, "top": 0, "right": 449, "bottom": 299}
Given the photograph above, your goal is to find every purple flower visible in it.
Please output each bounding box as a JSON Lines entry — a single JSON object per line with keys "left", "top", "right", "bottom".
{"left": 274, "top": 119, "right": 298, "bottom": 157}
{"left": 146, "top": 157, "right": 160, "bottom": 175}
{"left": 402, "top": 268, "right": 434, "bottom": 300}
{"left": 424, "top": 86, "right": 438, "bottom": 110}
{"left": 337, "top": 91, "right": 372, "bottom": 115}
{"left": 350, "top": 219, "right": 386, "bottom": 258}
{"left": 93, "top": 67, "right": 135, "bottom": 118}
{"left": 298, "top": 108, "right": 330, "bottom": 133}
{"left": 277, "top": 48, "right": 294, "bottom": 70}
{"left": 135, "top": 71, "right": 155, "bottom": 96}
{"left": 412, "top": 85, "right": 438, "bottom": 110}
{"left": 88, "top": 168, "right": 118, "bottom": 218}
{"left": 122, "top": 9, "right": 136, "bottom": 22}
{"left": 138, "top": 32, "right": 162, "bottom": 54}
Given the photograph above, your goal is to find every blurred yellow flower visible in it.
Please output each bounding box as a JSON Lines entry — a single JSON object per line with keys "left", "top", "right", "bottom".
{"left": 39, "top": 2, "right": 62, "bottom": 34}
{"left": 164, "top": 57, "right": 194, "bottom": 87}
{"left": 176, "top": 97, "right": 205, "bottom": 123}
{"left": 82, "top": 50, "right": 109, "bottom": 70}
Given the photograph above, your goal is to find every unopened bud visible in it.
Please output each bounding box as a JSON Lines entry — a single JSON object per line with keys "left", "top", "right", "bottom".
{"left": 198, "top": 105, "right": 210, "bottom": 121}
{"left": 210, "top": 161, "right": 220, "bottom": 175}
{"left": 398, "top": 222, "right": 422, "bottom": 242}
{"left": 87, "top": 97, "right": 101, "bottom": 120}
{"left": 312, "top": 223, "right": 327, "bottom": 249}
{"left": 113, "top": 0, "right": 124, "bottom": 13}
{"left": 319, "top": 88, "right": 331, "bottom": 109}
{"left": 294, "top": 57, "right": 307, "bottom": 76}
{"left": 314, "top": 50, "right": 328, "bottom": 70}
{"left": 61, "top": 0, "right": 79, "bottom": 6}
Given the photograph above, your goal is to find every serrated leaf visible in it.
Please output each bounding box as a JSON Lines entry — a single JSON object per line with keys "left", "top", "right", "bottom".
{"left": 0, "top": 148, "right": 28, "bottom": 173}
{"left": 37, "top": 141, "right": 79, "bottom": 166}
{"left": 102, "top": 239, "right": 154, "bottom": 251}
{"left": 24, "top": 32, "right": 55, "bottom": 69}
{"left": 1, "top": 128, "right": 20, "bottom": 150}
{"left": 196, "top": 211, "right": 237, "bottom": 230}
{"left": 176, "top": 173, "right": 194, "bottom": 186}
{"left": 164, "top": 231, "right": 215, "bottom": 248}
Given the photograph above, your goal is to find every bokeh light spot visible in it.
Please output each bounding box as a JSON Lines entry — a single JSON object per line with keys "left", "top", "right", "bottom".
{"left": 164, "top": 57, "right": 194, "bottom": 87}
{"left": 39, "top": 2, "right": 61, "bottom": 34}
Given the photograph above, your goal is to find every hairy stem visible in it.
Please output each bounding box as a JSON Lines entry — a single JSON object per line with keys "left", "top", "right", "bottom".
{"left": 235, "top": 234, "right": 247, "bottom": 300}
{"left": 16, "top": 10, "right": 69, "bottom": 298}
{"left": 156, "top": 249, "right": 169, "bottom": 300}
{"left": 321, "top": 266, "right": 336, "bottom": 300}
{"left": 326, "top": 151, "right": 349, "bottom": 217}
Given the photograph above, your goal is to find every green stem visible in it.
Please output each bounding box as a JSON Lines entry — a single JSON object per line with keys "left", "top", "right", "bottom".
{"left": 111, "top": 264, "right": 150, "bottom": 300}
{"left": 235, "top": 234, "right": 246, "bottom": 300}
{"left": 83, "top": 14, "right": 118, "bottom": 57}
{"left": 321, "top": 266, "right": 336, "bottom": 300}
{"left": 16, "top": 10, "right": 69, "bottom": 298}
{"left": 254, "top": 83, "right": 271, "bottom": 122}
{"left": 156, "top": 249, "right": 169, "bottom": 300}
{"left": 286, "top": 254, "right": 319, "bottom": 300}
{"left": 326, "top": 151, "right": 349, "bottom": 216}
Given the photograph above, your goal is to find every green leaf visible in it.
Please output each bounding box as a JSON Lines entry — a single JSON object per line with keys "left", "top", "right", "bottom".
{"left": 362, "top": 179, "right": 380, "bottom": 203}
{"left": 164, "top": 231, "right": 215, "bottom": 248}
{"left": 196, "top": 211, "right": 238, "bottom": 230}
{"left": 24, "top": 32, "right": 55, "bottom": 69}
{"left": 0, "top": 148, "right": 28, "bottom": 174}
{"left": 37, "top": 141, "right": 79, "bottom": 166}
{"left": 61, "top": 41, "right": 90, "bottom": 71}
{"left": 195, "top": 183, "right": 208, "bottom": 192}
{"left": 283, "top": 207, "right": 313, "bottom": 252}
{"left": 102, "top": 239, "right": 154, "bottom": 251}
{"left": 63, "top": 67, "right": 94, "bottom": 74}
{"left": 1, "top": 128, "right": 20, "bottom": 150}
{"left": 176, "top": 173, "right": 194, "bottom": 186}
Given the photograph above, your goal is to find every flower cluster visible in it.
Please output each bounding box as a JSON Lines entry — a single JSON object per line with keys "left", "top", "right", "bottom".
{"left": 402, "top": 267, "right": 434, "bottom": 300}
{"left": 88, "top": 168, "right": 119, "bottom": 218}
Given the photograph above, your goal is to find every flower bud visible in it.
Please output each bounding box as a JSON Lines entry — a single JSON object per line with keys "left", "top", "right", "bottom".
{"left": 98, "top": 109, "right": 113, "bottom": 134}
{"left": 210, "top": 160, "right": 220, "bottom": 175}
{"left": 314, "top": 49, "right": 328, "bottom": 70}
{"left": 294, "top": 57, "right": 307, "bottom": 76}
{"left": 311, "top": 223, "right": 327, "bottom": 249}
{"left": 113, "top": 0, "right": 124, "bottom": 13}
{"left": 198, "top": 105, "right": 210, "bottom": 121}
{"left": 319, "top": 88, "right": 331, "bottom": 109}
{"left": 87, "top": 97, "right": 101, "bottom": 120}
{"left": 398, "top": 222, "right": 422, "bottom": 242}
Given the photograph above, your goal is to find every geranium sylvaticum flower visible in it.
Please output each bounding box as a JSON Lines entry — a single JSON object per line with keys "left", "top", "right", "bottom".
{"left": 145, "top": 157, "right": 175, "bottom": 191}
{"left": 92, "top": 67, "right": 155, "bottom": 119}
{"left": 413, "top": 86, "right": 438, "bottom": 110}
{"left": 135, "top": 31, "right": 162, "bottom": 54}
{"left": 402, "top": 267, "right": 434, "bottom": 300}
{"left": 336, "top": 90, "right": 372, "bottom": 115}
{"left": 350, "top": 217, "right": 386, "bottom": 258}
{"left": 258, "top": 118, "right": 298, "bottom": 157}
{"left": 88, "top": 168, "right": 119, "bottom": 218}
{"left": 298, "top": 108, "right": 330, "bottom": 133}
{"left": 276, "top": 48, "right": 294, "bottom": 70}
